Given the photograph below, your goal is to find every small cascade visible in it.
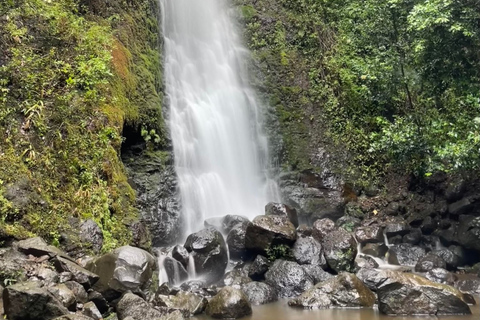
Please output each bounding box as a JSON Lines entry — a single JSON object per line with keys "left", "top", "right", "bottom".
{"left": 187, "top": 254, "right": 196, "bottom": 279}
{"left": 356, "top": 234, "right": 413, "bottom": 271}
{"left": 158, "top": 254, "right": 169, "bottom": 285}
{"left": 383, "top": 230, "right": 392, "bottom": 247}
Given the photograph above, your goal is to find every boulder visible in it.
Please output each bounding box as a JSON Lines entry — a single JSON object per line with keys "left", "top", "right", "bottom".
{"left": 426, "top": 268, "right": 456, "bottom": 285}
{"left": 336, "top": 216, "right": 361, "bottom": 232}
{"left": 116, "top": 292, "right": 170, "bottom": 320}
{"left": 222, "top": 215, "right": 250, "bottom": 234}
{"left": 403, "top": 229, "right": 422, "bottom": 245}
{"left": 155, "top": 291, "right": 207, "bottom": 316}
{"left": 0, "top": 248, "right": 31, "bottom": 284}
{"left": 248, "top": 255, "right": 270, "bottom": 280}
{"left": 377, "top": 271, "right": 471, "bottom": 315}
{"left": 83, "top": 302, "right": 102, "bottom": 320}
{"left": 265, "top": 202, "right": 299, "bottom": 227}
{"left": 37, "top": 267, "right": 60, "bottom": 285}
{"left": 292, "top": 236, "right": 326, "bottom": 267}
{"left": 63, "top": 282, "right": 87, "bottom": 304}
{"left": 387, "top": 244, "right": 425, "bottom": 266}
{"left": 265, "top": 260, "right": 313, "bottom": 298}
{"left": 354, "top": 255, "right": 380, "bottom": 270}
{"left": 15, "top": 237, "right": 71, "bottom": 260}
{"left": 312, "top": 218, "right": 335, "bottom": 242}
{"left": 241, "top": 281, "right": 277, "bottom": 305}
{"left": 53, "top": 257, "right": 99, "bottom": 289}
{"left": 288, "top": 273, "right": 375, "bottom": 309}
{"left": 448, "top": 198, "right": 472, "bottom": 215}
{"left": 184, "top": 227, "right": 228, "bottom": 283}
{"left": 354, "top": 226, "right": 383, "bottom": 243}
{"left": 79, "top": 220, "right": 103, "bottom": 254}
{"left": 415, "top": 253, "right": 447, "bottom": 272}
{"left": 322, "top": 228, "right": 357, "bottom": 273}
{"left": 456, "top": 216, "right": 480, "bottom": 252}
{"left": 205, "top": 287, "right": 252, "bottom": 319}
{"left": 47, "top": 284, "right": 76, "bottom": 310}
{"left": 226, "top": 222, "right": 250, "bottom": 260}
{"left": 244, "top": 215, "right": 296, "bottom": 255}
{"left": 384, "top": 220, "right": 410, "bottom": 237}
{"left": 87, "top": 291, "right": 109, "bottom": 314}
{"left": 163, "top": 256, "right": 188, "bottom": 286}
{"left": 455, "top": 278, "right": 480, "bottom": 294}
{"left": 172, "top": 245, "right": 189, "bottom": 269}
{"left": 222, "top": 269, "right": 251, "bottom": 289}
{"left": 86, "top": 246, "right": 155, "bottom": 300}
{"left": 301, "top": 265, "right": 334, "bottom": 284}
{"left": 3, "top": 282, "right": 69, "bottom": 320}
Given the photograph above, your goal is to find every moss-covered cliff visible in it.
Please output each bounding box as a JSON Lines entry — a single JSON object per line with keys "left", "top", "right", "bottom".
{"left": 0, "top": 0, "right": 164, "bottom": 250}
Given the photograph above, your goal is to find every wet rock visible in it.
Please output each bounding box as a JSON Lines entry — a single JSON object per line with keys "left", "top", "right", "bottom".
{"left": 48, "top": 284, "right": 76, "bottom": 310}
{"left": 204, "top": 217, "right": 225, "bottom": 232}
{"left": 248, "top": 255, "right": 270, "bottom": 280}
{"left": 336, "top": 216, "right": 361, "bottom": 232}
{"left": 403, "top": 229, "right": 422, "bottom": 245}
{"left": 172, "top": 245, "right": 189, "bottom": 269}
{"left": 16, "top": 237, "right": 70, "bottom": 260}
{"left": 53, "top": 257, "right": 99, "bottom": 289}
{"left": 301, "top": 265, "right": 334, "bottom": 284}
{"left": 265, "top": 260, "right": 313, "bottom": 298}
{"left": 448, "top": 197, "right": 472, "bottom": 215}
{"left": 241, "top": 281, "right": 277, "bottom": 305}
{"left": 184, "top": 227, "right": 228, "bottom": 284}
{"left": 322, "top": 228, "right": 357, "bottom": 273}
{"left": 83, "top": 302, "right": 102, "bottom": 320}
{"left": 455, "top": 278, "right": 480, "bottom": 294}
{"left": 223, "top": 215, "right": 250, "bottom": 234}
{"left": 355, "top": 255, "right": 380, "bottom": 270}
{"left": 296, "top": 224, "right": 313, "bottom": 238}
{"left": 292, "top": 236, "right": 327, "bottom": 267}
{"left": 179, "top": 280, "right": 207, "bottom": 293}
{"left": 361, "top": 243, "right": 388, "bottom": 258}
{"left": 244, "top": 215, "right": 296, "bottom": 255}
{"left": 265, "top": 202, "right": 299, "bottom": 227}
{"left": 205, "top": 287, "right": 252, "bottom": 319}
{"left": 222, "top": 269, "right": 251, "bottom": 289}
{"left": 387, "top": 244, "right": 425, "bottom": 266}
{"left": 288, "top": 273, "right": 376, "bottom": 309}
{"left": 79, "top": 220, "right": 103, "bottom": 254}
{"left": 312, "top": 218, "right": 335, "bottom": 242}
{"left": 63, "top": 282, "right": 86, "bottom": 305}
{"left": 433, "top": 248, "right": 461, "bottom": 270}
{"left": 86, "top": 246, "right": 155, "bottom": 300}
{"left": 377, "top": 270, "right": 471, "bottom": 315}
{"left": 414, "top": 252, "right": 447, "bottom": 272}
{"left": 226, "top": 222, "right": 250, "bottom": 260}
{"left": 3, "top": 282, "right": 69, "bottom": 320}
{"left": 116, "top": 292, "right": 166, "bottom": 320}
{"left": 354, "top": 226, "right": 383, "bottom": 244}
{"left": 163, "top": 256, "right": 188, "bottom": 286}
{"left": 156, "top": 291, "right": 207, "bottom": 316}
{"left": 384, "top": 222, "right": 410, "bottom": 237}
{"left": 426, "top": 268, "right": 456, "bottom": 285}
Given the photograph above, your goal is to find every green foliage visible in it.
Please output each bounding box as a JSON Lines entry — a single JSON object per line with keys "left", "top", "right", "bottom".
{"left": 266, "top": 244, "right": 294, "bottom": 262}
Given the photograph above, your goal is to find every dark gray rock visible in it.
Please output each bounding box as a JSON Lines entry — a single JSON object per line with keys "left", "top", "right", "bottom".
{"left": 456, "top": 216, "right": 480, "bottom": 252}
{"left": 53, "top": 257, "right": 99, "bottom": 289}
{"left": 163, "top": 256, "right": 189, "bottom": 286}
{"left": 288, "top": 273, "right": 376, "bottom": 309}
{"left": 79, "top": 220, "right": 103, "bottom": 254}
{"left": 179, "top": 280, "right": 207, "bottom": 293}
{"left": 87, "top": 290, "right": 108, "bottom": 314}
{"left": 426, "top": 268, "right": 456, "bottom": 285}
{"left": 241, "top": 281, "right": 277, "bottom": 305}
{"left": 445, "top": 179, "right": 466, "bottom": 202}
{"left": 223, "top": 215, "right": 250, "bottom": 234}
{"left": 377, "top": 270, "right": 471, "bottom": 315}
{"left": 244, "top": 215, "right": 296, "bottom": 255}
{"left": 47, "top": 284, "right": 76, "bottom": 310}
{"left": 248, "top": 255, "right": 270, "bottom": 280}
{"left": 384, "top": 222, "right": 410, "bottom": 237}
{"left": 448, "top": 198, "right": 472, "bottom": 215}
{"left": 322, "top": 228, "right": 357, "bottom": 273}
{"left": 205, "top": 287, "right": 252, "bottom": 319}
{"left": 292, "top": 236, "right": 326, "bottom": 267}
{"left": 265, "top": 260, "right": 313, "bottom": 298}
{"left": 226, "top": 222, "right": 250, "bottom": 260}
{"left": 0, "top": 248, "right": 31, "bottom": 283}
{"left": 129, "top": 221, "right": 152, "bottom": 251}
{"left": 172, "top": 245, "right": 189, "bottom": 269}
{"left": 403, "top": 229, "right": 422, "bottom": 245}
{"left": 184, "top": 227, "right": 228, "bottom": 284}
{"left": 415, "top": 252, "right": 447, "bottom": 272}
{"left": 265, "top": 202, "right": 299, "bottom": 227}
{"left": 15, "top": 237, "right": 71, "bottom": 260}
{"left": 301, "top": 265, "right": 334, "bottom": 284}
{"left": 83, "top": 302, "right": 102, "bottom": 320}
{"left": 37, "top": 267, "right": 60, "bottom": 285}
{"left": 86, "top": 246, "right": 155, "bottom": 300}
{"left": 222, "top": 269, "right": 251, "bottom": 289}
{"left": 3, "top": 282, "right": 69, "bottom": 320}
{"left": 455, "top": 278, "right": 480, "bottom": 294}
{"left": 387, "top": 244, "right": 426, "bottom": 266}
{"left": 355, "top": 255, "right": 380, "bottom": 270}
{"left": 355, "top": 226, "right": 383, "bottom": 243}
{"left": 312, "top": 218, "right": 335, "bottom": 242}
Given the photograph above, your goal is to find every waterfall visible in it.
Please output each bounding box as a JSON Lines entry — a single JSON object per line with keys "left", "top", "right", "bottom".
{"left": 160, "top": 0, "right": 280, "bottom": 237}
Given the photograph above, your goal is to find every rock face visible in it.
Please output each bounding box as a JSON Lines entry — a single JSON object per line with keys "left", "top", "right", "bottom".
{"left": 375, "top": 270, "right": 471, "bottom": 315}
{"left": 86, "top": 246, "right": 155, "bottom": 299}
{"left": 288, "top": 273, "right": 376, "bottom": 309}
{"left": 265, "top": 202, "right": 299, "bottom": 227}
{"left": 265, "top": 260, "right": 313, "bottom": 298}
{"left": 322, "top": 228, "right": 357, "bottom": 272}
{"left": 184, "top": 227, "right": 228, "bottom": 283}
{"left": 292, "top": 236, "right": 326, "bottom": 267}
{"left": 245, "top": 215, "right": 296, "bottom": 254}
{"left": 3, "top": 282, "right": 69, "bottom": 320}
{"left": 241, "top": 282, "right": 277, "bottom": 305}
{"left": 79, "top": 219, "right": 103, "bottom": 254}
{"left": 205, "top": 287, "right": 252, "bottom": 319}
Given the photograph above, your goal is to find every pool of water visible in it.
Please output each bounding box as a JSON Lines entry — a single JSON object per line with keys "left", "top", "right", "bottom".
{"left": 194, "top": 298, "right": 479, "bottom": 320}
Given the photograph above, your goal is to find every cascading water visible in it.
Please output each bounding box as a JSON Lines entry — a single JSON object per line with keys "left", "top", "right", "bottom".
{"left": 160, "top": 0, "right": 280, "bottom": 237}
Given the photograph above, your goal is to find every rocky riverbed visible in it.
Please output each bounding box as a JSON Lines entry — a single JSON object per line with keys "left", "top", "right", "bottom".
{"left": 1, "top": 200, "right": 480, "bottom": 320}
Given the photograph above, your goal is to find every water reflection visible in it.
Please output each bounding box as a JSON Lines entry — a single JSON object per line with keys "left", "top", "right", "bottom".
{"left": 195, "top": 299, "right": 479, "bottom": 320}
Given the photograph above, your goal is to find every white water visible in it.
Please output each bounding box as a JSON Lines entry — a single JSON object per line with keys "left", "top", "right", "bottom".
{"left": 160, "top": 0, "right": 280, "bottom": 237}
